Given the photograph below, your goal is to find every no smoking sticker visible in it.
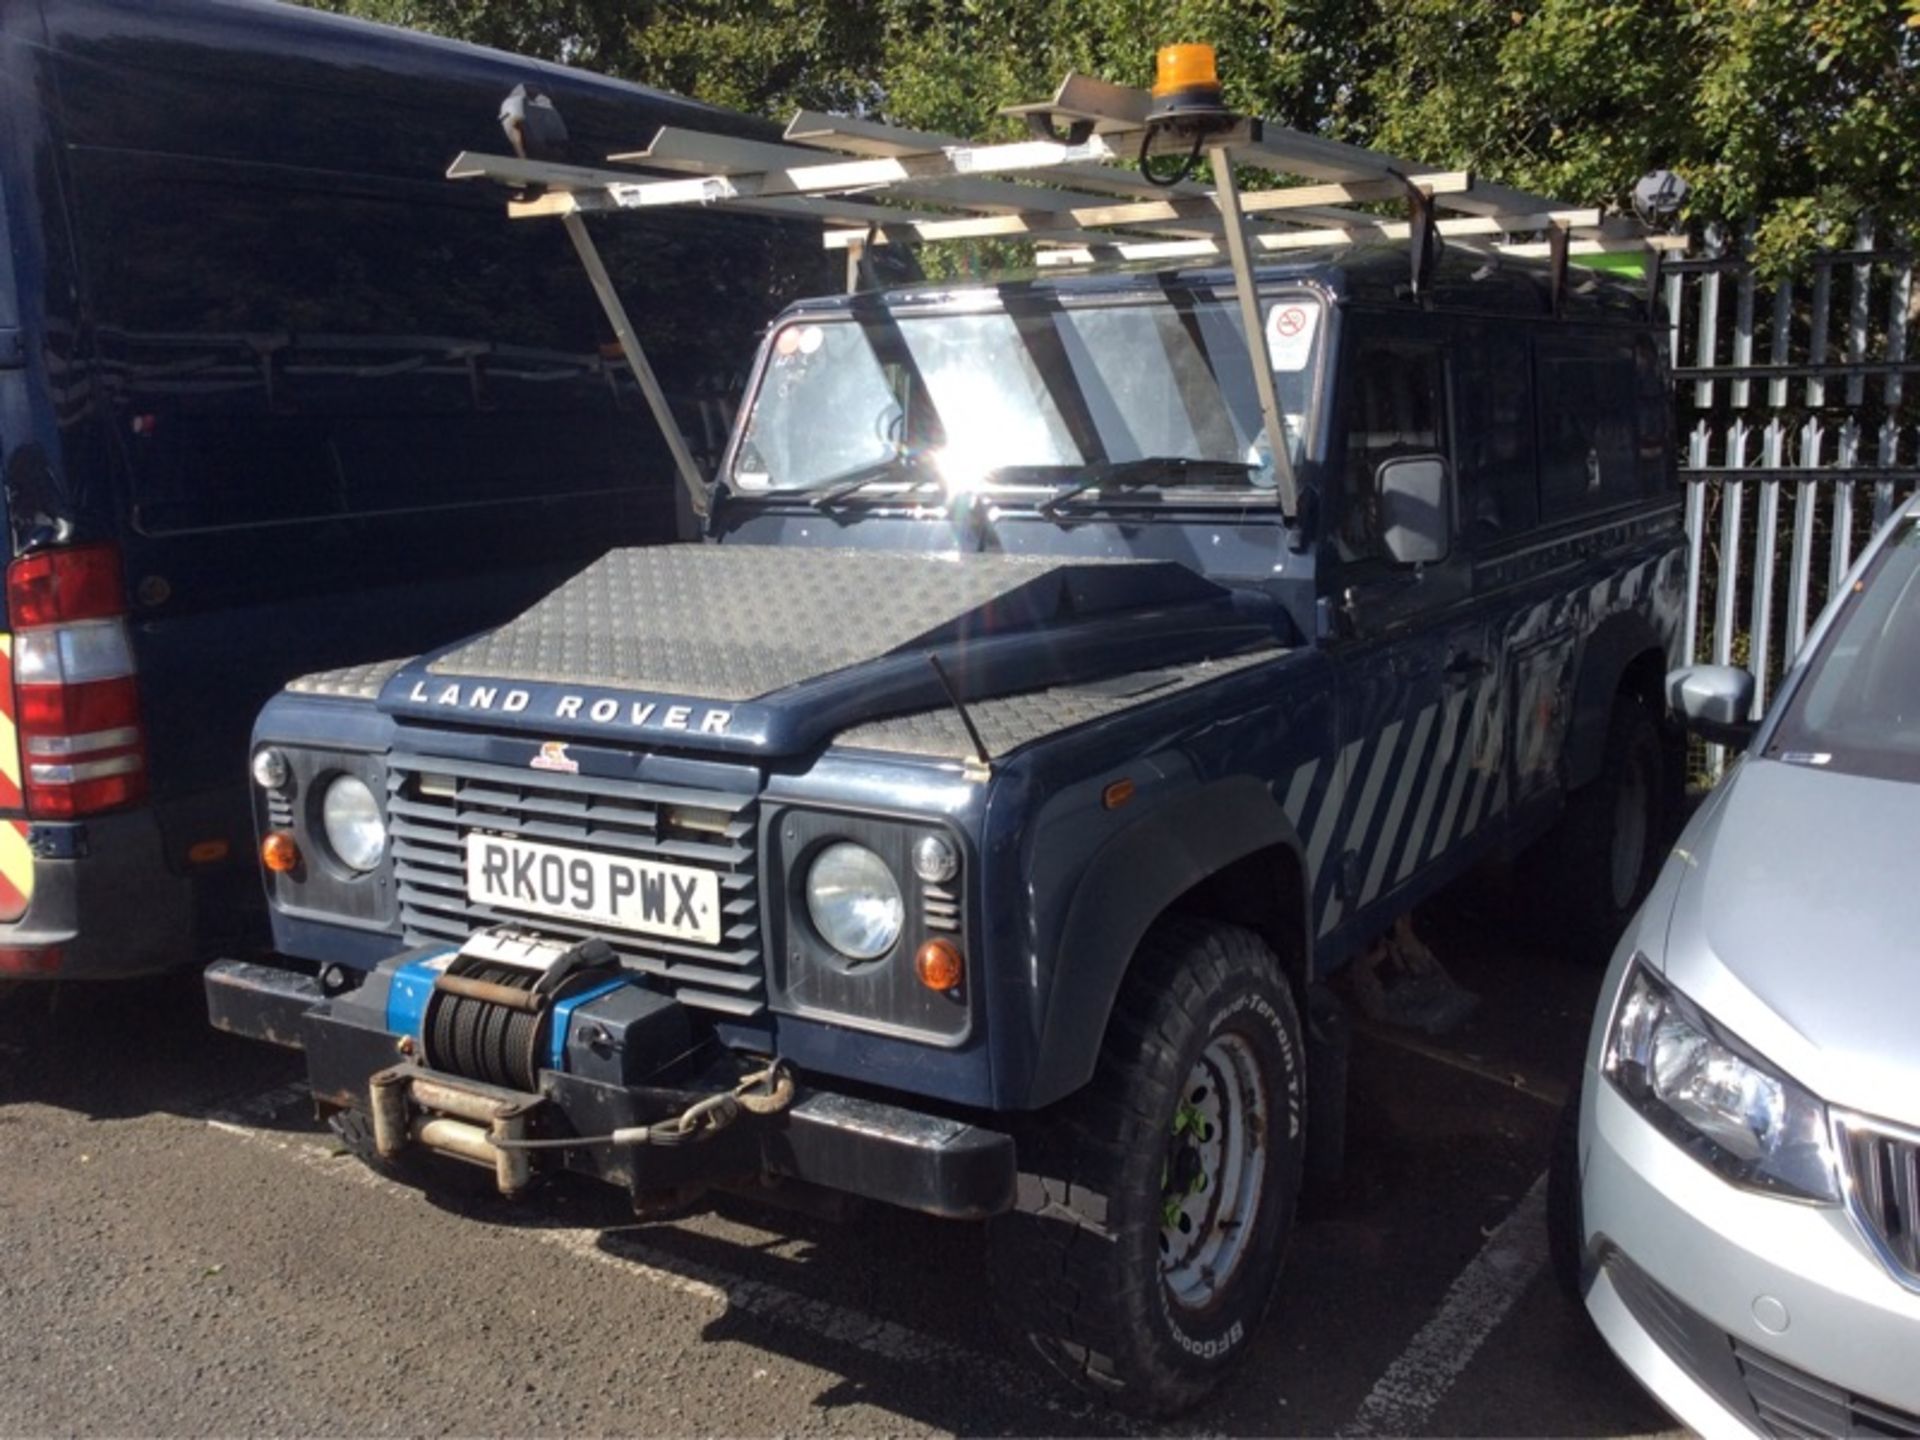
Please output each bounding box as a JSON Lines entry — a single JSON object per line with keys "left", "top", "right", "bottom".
{"left": 1265, "top": 302, "right": 1320, "bottom": 372}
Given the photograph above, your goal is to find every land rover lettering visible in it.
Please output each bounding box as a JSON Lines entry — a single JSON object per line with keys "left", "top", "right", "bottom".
{"left": 401, "top": 679, "right": 731, "bottom": 736}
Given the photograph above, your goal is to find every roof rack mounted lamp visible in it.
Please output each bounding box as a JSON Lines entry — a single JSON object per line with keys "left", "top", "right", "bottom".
{"left": 1140, "top": 45, "right": 1239, "bottom": 188}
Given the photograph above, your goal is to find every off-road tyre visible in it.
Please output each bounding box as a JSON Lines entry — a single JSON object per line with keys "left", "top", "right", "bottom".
{"left": 988, "top": 917, "right": 1305, "bottom": 1417}
{"left": 1536, "top": 695, "right": 1666, "bottom": 965}
{"left": 1545, "top": 1086, "right": 1584, "bottom": 1303}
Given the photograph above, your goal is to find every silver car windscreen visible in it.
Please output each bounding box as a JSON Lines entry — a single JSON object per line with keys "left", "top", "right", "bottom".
{"left": 1768, "top": 517, "right": 1920, "bottom": 783}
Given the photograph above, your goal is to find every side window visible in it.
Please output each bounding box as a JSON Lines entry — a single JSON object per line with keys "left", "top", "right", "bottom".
{"left": 1536, "top": 340, "right": 1639, "bottom": 517}
{"left": 1338, "top": 341, "right": 1448, "bottom": 564}
{"left": 1459, "top": 332, "right": 1536, "bottom": 541}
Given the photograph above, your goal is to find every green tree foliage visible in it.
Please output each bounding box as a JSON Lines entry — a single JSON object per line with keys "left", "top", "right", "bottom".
{"left": 305, "top": 0, "right": 1920, "bottom": 263}
{"left": 1366, "top": 0, "right": 1920, "bottom": 268}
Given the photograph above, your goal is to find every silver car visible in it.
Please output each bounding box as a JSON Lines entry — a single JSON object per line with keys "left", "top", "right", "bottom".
{"left": 1560, "top": 494, "right": 1920, "bottom": 1435}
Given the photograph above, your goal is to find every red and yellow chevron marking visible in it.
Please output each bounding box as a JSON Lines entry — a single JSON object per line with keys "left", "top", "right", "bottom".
{"left": 0, "top": 634, "right": 31, "bottom": 921}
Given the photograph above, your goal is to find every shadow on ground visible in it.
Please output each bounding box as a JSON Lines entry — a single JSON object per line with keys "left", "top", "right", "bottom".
{"left": 0, "top": 874, "right": 1673, "bottom": 1437}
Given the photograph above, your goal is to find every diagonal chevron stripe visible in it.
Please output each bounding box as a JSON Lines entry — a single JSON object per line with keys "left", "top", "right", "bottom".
{"left": 1458, "top": 714, "right": 1501, "bottom": 838}
{"left": 1280, "top": 759, "right": 1320, "bottom": 828}
{"left": 1397, "top": 684, "right": 1468, "bottom": 887}
{"left": 1428, "top": 680, "right": 1492, "bottom": 863}
{"left": 0, "top": 703, "right": 17, "bottom": 792}
{"left": 0, "top": 633, "right": 15, "bottom": 800}
{"left": 1307, "top": 739, "right": 1361, "bottom": 880}
{"left": 1320, "top": 719, "right": 1403, "bottom": 938}
{"left": 0, "top": 819, "right": 34, "bottom": 918}
{"left": 1362, "top": 702, "right": 1435, "bottom": 907}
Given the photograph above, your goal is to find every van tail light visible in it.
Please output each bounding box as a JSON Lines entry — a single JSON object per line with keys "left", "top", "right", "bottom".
{"left": 6, "top": 545, "right": 147, "bottom": 818}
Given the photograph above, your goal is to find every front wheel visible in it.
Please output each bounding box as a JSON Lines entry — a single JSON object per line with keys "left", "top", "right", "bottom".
{"left": 988, "top": 918, "right": 1304, "bottom": 1417}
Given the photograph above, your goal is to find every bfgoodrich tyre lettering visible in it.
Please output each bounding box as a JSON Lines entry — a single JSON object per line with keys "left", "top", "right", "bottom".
{"left": 989, "top": 917, "right": 1305, "bottom": 1416}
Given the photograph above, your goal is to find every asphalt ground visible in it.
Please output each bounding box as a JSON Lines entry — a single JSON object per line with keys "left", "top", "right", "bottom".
{"left": 0, "top": 874, "right": 1682, "bottom": 1438}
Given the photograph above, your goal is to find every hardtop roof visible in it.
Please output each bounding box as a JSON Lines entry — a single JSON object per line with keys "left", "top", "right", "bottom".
{"left": 776, "top": 244, "right": 1652, "bottom": 326}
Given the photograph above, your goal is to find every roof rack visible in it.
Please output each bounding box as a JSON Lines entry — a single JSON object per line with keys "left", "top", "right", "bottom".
{"left": 451, "top": 66, "right": 1684, "bottom": 522}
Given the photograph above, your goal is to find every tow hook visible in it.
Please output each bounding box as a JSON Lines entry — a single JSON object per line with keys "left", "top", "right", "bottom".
{"left": 367, "top": 1061, "right": 797, "bottom": 1197}
{"left": 369, "top": 1065, "right": 541, "bottom": 1195}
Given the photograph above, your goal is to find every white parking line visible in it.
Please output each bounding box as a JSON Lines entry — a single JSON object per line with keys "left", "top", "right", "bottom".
{"left": 197, "top": 1087, "right": 1137, "bottom": 1433}
{"left": 1341, "top": 1172, "right": 1549, "bottom": 1437}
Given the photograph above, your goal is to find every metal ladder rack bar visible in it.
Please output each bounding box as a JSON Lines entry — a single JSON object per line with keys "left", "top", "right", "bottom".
{"left": 815, "top": 172, "right": 1476, "bottom": 249}
{"left": 443, "top": 65, "right": 1677, "bottom": 530}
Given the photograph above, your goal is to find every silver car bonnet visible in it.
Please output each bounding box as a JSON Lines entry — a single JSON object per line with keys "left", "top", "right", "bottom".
{"left": 1656, "top": 753, "right": 1920, "bottom": 1124}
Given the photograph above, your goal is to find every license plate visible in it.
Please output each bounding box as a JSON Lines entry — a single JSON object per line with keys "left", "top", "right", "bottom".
{"left": 464, "top": 835, "right": 721, "bottom": 946}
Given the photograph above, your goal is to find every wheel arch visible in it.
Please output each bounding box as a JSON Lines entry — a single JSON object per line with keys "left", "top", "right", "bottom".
{"left": 1024, "top": 775, "right": 1310, "bottom": 1109}
{"left": 1562, "top": 613, "right": 1673, "bottom": 794}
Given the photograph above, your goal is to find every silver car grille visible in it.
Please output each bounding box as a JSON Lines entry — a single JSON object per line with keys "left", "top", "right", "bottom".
{"left": 386, "top": 753, "right": 764, "bottom": 1018}
{"left": 1835, "top": 1111, "right": 1920, "bottom": 1289}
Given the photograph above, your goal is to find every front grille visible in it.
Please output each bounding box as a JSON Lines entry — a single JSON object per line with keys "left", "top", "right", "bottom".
{"left": 1836, "top": 1111, "right": 1920, "bottom": 1287}
{"left": 386, "top": 754, "right": 765, "bottom": 1018}
{"left": 1606, "top": 1250, "right": 1920, "bottom": 1438}
{"left": 1733, "top": 1339, "right": 1920, "bottom": 1439}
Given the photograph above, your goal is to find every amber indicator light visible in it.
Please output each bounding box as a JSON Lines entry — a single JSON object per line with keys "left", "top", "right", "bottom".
{"left": 915, "top": 939, "right": 964, "bottom": 992}
{"left": 260, "top": 831, "right": 300, "bottom": 873}
{"left": 1103, "top": 778, "right": 1137, "bottom": 809}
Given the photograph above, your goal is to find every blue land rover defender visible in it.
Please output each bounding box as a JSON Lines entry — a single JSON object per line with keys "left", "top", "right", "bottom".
{"left": 209, "top": 244, "right": 1684, "bottom": 1412}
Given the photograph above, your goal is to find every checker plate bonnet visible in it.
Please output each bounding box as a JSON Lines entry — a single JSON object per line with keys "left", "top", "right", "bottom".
{"left": 423, "top": 544, "right": 1228, "bottom": 702}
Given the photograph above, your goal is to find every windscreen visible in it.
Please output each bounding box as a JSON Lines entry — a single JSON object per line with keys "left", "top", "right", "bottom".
{"left": 1768, "top": 517, "right": 1920, "bottom": 783}
{"left": 731, "top": 291, "right": 1323, "bottom": 501}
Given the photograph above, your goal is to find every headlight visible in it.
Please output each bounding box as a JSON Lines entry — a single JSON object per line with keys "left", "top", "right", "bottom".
{"left": 319, "top": 774, "right": 386, "bottom": 874}
{"left": 1604, "top": 962, "right": 1839, "bottom": 1202}
{"left": 805, "top": 841, "right": 903, "bottom": 960}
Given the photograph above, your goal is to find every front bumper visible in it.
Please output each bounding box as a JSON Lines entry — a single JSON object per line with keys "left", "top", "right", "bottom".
{"left": 206, "top": 958, "right": 1016, "bottom": 1220}
{"left": 1581, "top": 1075, "right": 1920, "bottom": 1435}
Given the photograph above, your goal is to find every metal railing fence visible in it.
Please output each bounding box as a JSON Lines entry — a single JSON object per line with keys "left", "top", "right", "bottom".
{"left": 1665, "top": 223, "right": 1918, "bottom": 777}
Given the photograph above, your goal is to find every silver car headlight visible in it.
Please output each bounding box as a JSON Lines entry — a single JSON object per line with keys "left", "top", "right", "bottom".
{"left": 320, "top": 774, "right": 387, "bottom": 874}
{"left": 1604, "top": 961, "right": 1839, "bottom": 1203}
{"left": 805, "top": 841, "right": 904, "bottom": 961}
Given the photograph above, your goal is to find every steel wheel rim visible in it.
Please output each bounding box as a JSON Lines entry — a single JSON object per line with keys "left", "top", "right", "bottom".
{"left": 1160, "top": 1031, "right": 1268, "bottom": 1310}
{"left": 1610, "top": 745, "right": 1651, "bottom": 910}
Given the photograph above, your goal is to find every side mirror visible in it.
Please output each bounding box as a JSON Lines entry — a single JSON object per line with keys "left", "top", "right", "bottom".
{"left": 1377, "top": 455, "right": 1451, "bottom": 566}
{"left": 1667, "top": 664, "right": 1757, "bottom": 747}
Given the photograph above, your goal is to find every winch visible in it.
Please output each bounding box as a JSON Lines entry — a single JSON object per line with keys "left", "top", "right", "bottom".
{"left": 323, "top": 925, "right": 794, "bottom": 1196}
{"left": 416, "top": 928, "right": 620, "bottom": 1091}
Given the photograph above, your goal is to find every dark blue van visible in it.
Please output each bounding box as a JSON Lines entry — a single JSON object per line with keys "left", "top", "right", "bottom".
{"left": 0, "top": 0, "right": 819, "bottom": 978}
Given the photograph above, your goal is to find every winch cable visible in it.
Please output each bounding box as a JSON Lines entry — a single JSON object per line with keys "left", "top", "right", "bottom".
{"left": 425, "top": 958, "right": 545, "bottom": 1092}
{"left": 490, "top": 1062, "right": 796, "bottom": 1151}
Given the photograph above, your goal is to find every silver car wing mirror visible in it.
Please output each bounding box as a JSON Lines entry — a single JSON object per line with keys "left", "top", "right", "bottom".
{"left": 1667, "top": 664, "right": 1757, "bottom": 748}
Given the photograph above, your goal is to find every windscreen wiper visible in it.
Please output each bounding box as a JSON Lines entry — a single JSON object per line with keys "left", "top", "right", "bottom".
{"left": 808, "top": 453, "right": 940, "bottom": 510}
{"left": 736, "top": 454, "right": 938, "bottom": 508}
{"left": 1033, "top": 457, "right": 1254, "bottom": 516}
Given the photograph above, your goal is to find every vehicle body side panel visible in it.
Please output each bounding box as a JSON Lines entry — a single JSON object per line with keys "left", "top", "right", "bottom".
{"left": 1009, "top": 655, "right": 1329, "bottom": 1106}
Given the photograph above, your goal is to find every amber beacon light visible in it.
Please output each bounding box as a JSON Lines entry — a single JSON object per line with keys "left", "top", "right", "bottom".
{"left": 1150, "top": 43, "right": 1223, "bottom": 114}
{"left": 1140, "top": 43, "right": 1238, "bottom": 188}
